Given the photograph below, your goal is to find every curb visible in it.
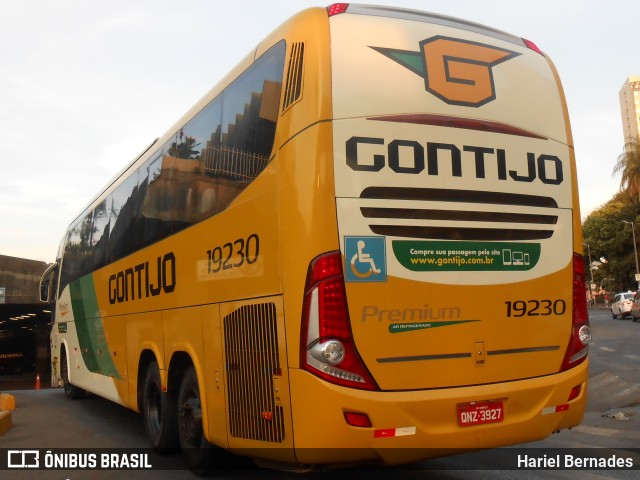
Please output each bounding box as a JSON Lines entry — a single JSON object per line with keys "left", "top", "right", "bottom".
{"left": 0, "top": 410, "right": 12, "bottom": 436}
{"left": 0, "top": 393, "right": 15, "bottom": 436}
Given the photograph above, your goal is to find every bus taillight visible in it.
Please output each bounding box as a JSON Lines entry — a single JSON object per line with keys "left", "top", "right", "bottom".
{"left": 523, "top": 38, "right": 544, "bottom": 55}
{"left": 301, "top": 251, "right": 378, "bottom": 391}
{"left": 560, "top": 253, "right": 591, "bottom": 372}
{"left": 327, "top": 3, "right": 349, "bottom": 16}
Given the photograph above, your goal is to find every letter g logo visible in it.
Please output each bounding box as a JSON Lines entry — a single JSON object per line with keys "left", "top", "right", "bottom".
{"left": 372, "top": 36, "right": 520, "bottom": 107}
{"left": 420, "top": 37, "right": 519, "bottom": 107}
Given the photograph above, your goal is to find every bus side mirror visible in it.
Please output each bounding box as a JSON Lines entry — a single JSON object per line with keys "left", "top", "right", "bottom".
{"left": 40, "top": 278, "right": 51, "bottom": 303}
{"left": 39, "top": 262, "right": 58, "bottom": 303}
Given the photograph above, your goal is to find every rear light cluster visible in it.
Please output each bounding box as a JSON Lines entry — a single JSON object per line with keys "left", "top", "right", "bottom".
{"left": 327, "top": 3, "right": 349, "bottom": 16}
{"left": 300, "top": 251, "right": 378, "bottom": 391}
{"left": 560, "top": 253, "right": 591, "bottom": 371}
{"left": 523, "top": 38, "right": 544, "bottom": 55}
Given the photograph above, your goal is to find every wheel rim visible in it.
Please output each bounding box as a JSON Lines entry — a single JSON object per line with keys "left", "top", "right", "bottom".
{"left": 180, "top": 391, "right": 203, "bottom": 447}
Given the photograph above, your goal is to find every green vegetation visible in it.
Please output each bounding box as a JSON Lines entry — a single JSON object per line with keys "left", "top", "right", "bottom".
{"left": 583, "top": 137, "right": 640, "bottom": 292}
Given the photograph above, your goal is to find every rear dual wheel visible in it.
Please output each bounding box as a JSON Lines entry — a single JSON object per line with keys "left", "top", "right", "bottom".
{"left": 142, "top": 363, "right": 233, "bottom": 474}
{"left": 142, "top": 362, "right": 178, "bottom": 452}
{"left": 178, "top": 366, "right": 233, "bottom": 475}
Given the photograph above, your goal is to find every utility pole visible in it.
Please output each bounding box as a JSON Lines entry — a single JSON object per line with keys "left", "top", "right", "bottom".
{"left": 584, "top": 244, "right": 594, "bottom": 306}
{"left": 622, "top": 221, "right": 640, "bottom": 290}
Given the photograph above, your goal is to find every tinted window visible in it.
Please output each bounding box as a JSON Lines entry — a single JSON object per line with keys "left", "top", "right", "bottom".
{"left": 60, "top": 41, "right": 285, "bottom": 288}
{"left": 91, "top": 200, "right": 110, "bottom": 270}
{"left": 59, "top": 213, "right": 93, "bottom": 292}
{"left": 107, "top": 170, "right": 139, "bottom": 262}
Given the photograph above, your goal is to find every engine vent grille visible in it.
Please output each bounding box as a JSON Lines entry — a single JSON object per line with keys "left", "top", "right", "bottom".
{"left": 282, "top": 42, "right": 304, "bottom": 111}
{"left": 223, "top": 302, "right": 284, "bottom": 443}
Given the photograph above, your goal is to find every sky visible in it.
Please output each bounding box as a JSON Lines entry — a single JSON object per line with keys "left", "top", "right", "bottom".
{"left": 0, "top": 0, "right": 637, "bottom": 263}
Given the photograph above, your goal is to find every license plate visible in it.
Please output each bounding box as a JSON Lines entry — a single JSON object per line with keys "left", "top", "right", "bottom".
{"left": 457, "top": 400, "right": 504, "bottom": 427}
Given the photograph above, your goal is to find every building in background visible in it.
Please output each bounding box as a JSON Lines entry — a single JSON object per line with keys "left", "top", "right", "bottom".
{"left": 0, "top": 255, "right": 52, "bottom": 377}
{"left": 0, "top": 254, "right": 49, "bottom": 304}
{"left": 619, "top": 76, "right": 640, "bottom": 147}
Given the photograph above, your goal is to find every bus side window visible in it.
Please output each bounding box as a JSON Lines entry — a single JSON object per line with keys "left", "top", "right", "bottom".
{"left": 107, "top": 170, "right": 139, "bottom": 263}
{"left": 91, "top": 199, "right": 109, "bottom": 271}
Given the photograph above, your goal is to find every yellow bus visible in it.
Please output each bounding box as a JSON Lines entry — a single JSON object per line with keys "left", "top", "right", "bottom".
{"left": 41, "top": 3, "right": 590, "bottom": 472}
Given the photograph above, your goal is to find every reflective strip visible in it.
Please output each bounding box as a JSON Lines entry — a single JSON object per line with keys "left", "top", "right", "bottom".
{"left": 374, "top": 426, "right": 417, "bottom": 438}
{"left": 541, "top": 404, "right": 569, "bottom": 415}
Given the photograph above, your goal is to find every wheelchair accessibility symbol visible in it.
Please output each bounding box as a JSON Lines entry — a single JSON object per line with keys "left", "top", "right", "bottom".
{"left": 345, "top": 236, "right": 387, "bottom": 282}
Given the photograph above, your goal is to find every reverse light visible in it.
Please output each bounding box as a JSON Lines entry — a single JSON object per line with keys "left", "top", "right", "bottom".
{"left": 315, "top": 339, "right": 346, "bottom": 365}
{"left": 301, "top": 251, "right": 378, "bottom": 390}
{"left": 560, "top": 253, "right": 591, "bottom": 371}
{"left": 327, "top": 3, "right": 349, "bottom": 16}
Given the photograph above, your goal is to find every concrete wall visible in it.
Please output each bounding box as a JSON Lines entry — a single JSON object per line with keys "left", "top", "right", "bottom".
{"left": 0, "top": 255, "right": 50, "bottom": 304}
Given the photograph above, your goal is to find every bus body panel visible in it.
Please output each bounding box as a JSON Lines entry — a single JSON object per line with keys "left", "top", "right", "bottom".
{"left": 290, "top": 360, "right": 587, "bottom": 465}
{"left": 125, "top": 310, "right": 165, "bottom": 410}
{"left": 329, "top": 10, "right": 569, "bottom": 145}
{"left": 50, "top": 286, "right": 124, "bottom": 405}
{"left": 328, "top": 9, "right": 580, "bottom": 391}
{"left": 278, "top": 124, "right": 338, "bottom": 370}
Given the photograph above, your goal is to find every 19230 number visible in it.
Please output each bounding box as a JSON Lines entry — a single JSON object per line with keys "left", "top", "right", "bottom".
{"left": 206, "top": 234, "right": 259, "bottom": 274}
{"left": 504, "top": 299, "right": 566, "bottom": 317}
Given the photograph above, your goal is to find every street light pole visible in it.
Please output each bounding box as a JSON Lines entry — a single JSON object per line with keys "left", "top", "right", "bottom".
{"left": 584, "top": 243, "right": 594, "bottom": 306}
{"left": 622, "top": 220, "right": 640, "bottom": 290}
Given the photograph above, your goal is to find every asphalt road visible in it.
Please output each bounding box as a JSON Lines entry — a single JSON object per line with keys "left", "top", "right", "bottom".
{"left": 1, "top": 307, "right": 639, "bottom": 479}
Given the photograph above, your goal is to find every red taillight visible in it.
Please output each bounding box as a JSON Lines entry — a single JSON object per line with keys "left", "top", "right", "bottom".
{"left": 523, "top": 38, "right": 543, "bottom": 55}
{"left": 568, "top": 385, "right": 582, "bottom": 402}
{"left": 327, "top": 3, "right": 349, "bottom": 16}
{"left": 301, "top": 251, "right": 378, "bottom": 391}
{"left": 344, "top": 411, "right": 372, "bottom": 428}
{"left": 560, "top": 253, "right": 591, "bottom": 371}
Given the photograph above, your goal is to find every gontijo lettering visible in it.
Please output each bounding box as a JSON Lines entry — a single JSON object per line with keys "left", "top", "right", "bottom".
{"left": 108, "top": 252, "right": 176, "bottom": 304}
{"left": 346, "top": 136, "right": 564, "bottom": 185}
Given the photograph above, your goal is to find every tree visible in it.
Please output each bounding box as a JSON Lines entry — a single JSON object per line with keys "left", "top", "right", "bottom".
{"left": 613, "top": 137, "right": 640, "bottom": 202}
{"left": 169, "top": 135, "right": 201, "bottom": 159}
{"left": 582, "top": 194, "right": 640, "bottom": 292}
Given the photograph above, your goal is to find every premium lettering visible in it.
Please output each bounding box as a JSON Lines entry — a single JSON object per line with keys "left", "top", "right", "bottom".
{"left": 361, "top": 304, "right": 461, "bottom": 322}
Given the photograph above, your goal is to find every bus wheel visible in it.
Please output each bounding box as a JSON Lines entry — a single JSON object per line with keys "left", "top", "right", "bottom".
{"left": 143, "top": 361, "right": 178, "bottom": 453}
{"left": 178, "top": 366, "right": 228, "bottom": 475}
{"left": 60, "top": 349, "right": 85, "bottom": 400}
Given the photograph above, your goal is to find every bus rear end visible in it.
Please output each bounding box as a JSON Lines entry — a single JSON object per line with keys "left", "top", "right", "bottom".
{"left": 292, "top": 4, "right": 589, "bottom": 465}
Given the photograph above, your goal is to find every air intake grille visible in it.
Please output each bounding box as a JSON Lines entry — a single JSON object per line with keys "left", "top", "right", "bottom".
{"left": 282, "top": 42, "right": 304, "bottom": 111}
{"left": 360, "top": 187, "right": 558, "bottom": 241}
{"left": 223, "top": 302, "right": 284, "bottom": 443}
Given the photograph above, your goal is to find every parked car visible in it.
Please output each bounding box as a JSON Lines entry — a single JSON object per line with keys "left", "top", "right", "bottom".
{"left": 611, "top": 292, "right": 636, "bottom": 319}
{"left": 631, "top": 292, "right": 640, "bottom": 322}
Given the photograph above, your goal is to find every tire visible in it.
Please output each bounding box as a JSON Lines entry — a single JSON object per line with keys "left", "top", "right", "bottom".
{"left": 178, "top": 366, "right": 231, "bottom": 475}
{"left": 143, "top": 361, "right": 179, "bottom": 453}
{"left": 60, "top": 349, "right": 85, "bottom": 400}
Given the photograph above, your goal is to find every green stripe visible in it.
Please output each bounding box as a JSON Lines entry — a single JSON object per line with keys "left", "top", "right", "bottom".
{"left": 70, "top": 275, "right": 122, "bottom": 380}
{"left": 389, "top": 320, "right": 479, "bottom": 333}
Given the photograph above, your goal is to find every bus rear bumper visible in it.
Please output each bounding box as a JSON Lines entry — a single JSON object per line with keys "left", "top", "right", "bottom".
{"left": 288, "top": 360, "right": 588, "bottom": 466}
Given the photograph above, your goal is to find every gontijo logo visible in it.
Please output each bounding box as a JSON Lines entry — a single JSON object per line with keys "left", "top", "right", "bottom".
{"left": 371, "top": 36, "right": 520, "bottom": 107}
